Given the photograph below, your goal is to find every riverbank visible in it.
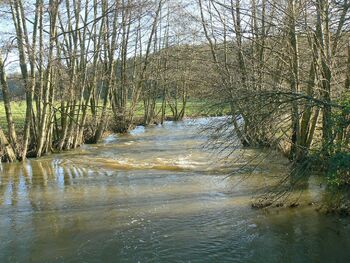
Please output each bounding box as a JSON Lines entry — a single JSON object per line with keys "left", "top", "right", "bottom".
{"left": 0, "top": 100, "right": 230, "bottom": 131}
{"left": 0, "top": 100, "right": 229, "bottom": 161}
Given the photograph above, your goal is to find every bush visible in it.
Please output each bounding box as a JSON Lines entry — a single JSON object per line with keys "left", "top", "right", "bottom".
{"left": 327, "top": 152, "right": 350, "bottom": 186}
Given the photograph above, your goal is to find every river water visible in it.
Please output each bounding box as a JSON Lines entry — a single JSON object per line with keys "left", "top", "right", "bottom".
{"left": 1, "top": 118, "right": 350, "bottom": 262}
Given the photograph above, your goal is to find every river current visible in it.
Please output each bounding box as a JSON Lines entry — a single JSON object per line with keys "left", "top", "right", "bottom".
{"left": 1, "top": 118, "right": 350, "bottom": 262}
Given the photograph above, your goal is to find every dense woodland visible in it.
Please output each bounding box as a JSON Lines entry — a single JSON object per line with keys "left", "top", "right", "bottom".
{"left": 0, "top": 0, "right": 349, "bottom": 191}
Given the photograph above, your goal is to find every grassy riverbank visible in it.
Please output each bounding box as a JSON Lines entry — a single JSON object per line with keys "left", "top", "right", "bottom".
{"left": 0, "top": 100, "right": 230, "bottom": 130}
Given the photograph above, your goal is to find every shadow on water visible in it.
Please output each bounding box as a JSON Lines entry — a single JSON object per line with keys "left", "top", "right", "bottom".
{"left": 1, "top": 118, "right": 350, "bottom": 262}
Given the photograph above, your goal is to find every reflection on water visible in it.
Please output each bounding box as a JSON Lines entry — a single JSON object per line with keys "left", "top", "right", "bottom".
{"left": 0, "top": 118, "right": 350, "bottom": 262}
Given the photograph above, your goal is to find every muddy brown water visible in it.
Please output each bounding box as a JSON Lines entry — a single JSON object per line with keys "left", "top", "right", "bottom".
{"left": 1, "top": 118, "right": 350, "bottom": 262}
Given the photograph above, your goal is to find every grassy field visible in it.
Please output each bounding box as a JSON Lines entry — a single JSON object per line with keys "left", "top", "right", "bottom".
{"left": 0, "top": 100, "right": 230, "bottom": 130}
{"left": 0, "top": 101, "right": 28, "bottom": 130}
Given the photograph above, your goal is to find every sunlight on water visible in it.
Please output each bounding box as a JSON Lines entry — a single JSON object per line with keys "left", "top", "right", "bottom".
{"left": 1, "top": 118, "right": 350, "bottom": 262}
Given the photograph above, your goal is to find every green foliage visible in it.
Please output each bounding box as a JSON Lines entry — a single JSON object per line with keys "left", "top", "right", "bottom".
{"left": 327, "top": 151, "right": 350, "bottom": 186}
{"left": 326, "top": 93, "right": 350, "bottom": 186}
{"left": 333, "top": 92, "right": 350, "bottom": 132}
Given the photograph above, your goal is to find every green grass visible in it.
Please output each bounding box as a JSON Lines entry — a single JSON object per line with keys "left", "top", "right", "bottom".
{"left": 0, "top": 100, "right": 229, "bottom": 131}
{"left": 0, "top": 101, "right": 28, "bottom": 130}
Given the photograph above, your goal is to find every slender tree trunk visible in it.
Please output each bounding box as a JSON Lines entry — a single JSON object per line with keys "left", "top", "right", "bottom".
{"left": 0, "top": 53, "right": 17, "bottom": 151}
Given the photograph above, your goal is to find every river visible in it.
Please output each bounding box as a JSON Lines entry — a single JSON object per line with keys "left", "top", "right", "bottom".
{"left": 0, "top": 118, "right": 350, "bottom": 262}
